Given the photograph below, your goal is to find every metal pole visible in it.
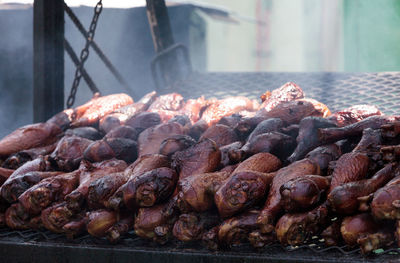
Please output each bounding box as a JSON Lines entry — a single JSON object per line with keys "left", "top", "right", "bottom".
{"left": 33, "top": 0, "right": 64, "bottom": 122}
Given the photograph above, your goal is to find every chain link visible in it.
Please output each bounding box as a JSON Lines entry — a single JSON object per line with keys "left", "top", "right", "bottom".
{"left": 66, "top": 0, "right": 103, "bottom": 108}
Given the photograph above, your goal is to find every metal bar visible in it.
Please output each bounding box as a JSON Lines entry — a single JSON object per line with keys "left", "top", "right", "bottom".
{"left": 64, "top": 38, "right": 99, "bottom": 94}
{"left": 33, "top": 0, "right": 64, "bottom": 122}
{"left": 146, "top": 0, "right": 180, "bottom": 89}
{"left": 63, "top": 3, "right": 134, "bottom": 96}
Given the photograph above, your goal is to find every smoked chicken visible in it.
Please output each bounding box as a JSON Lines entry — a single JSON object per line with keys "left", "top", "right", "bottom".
{"left": 371, "top": 176, "right": 400, "bottom": 220}
{"left": 328, "top": 105, "right": 382, "bottom": 127}
{"left": 173, "top": 211, "right": 220, "bottom": 242}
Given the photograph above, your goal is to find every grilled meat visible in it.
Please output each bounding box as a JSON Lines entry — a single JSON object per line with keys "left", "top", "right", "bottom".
{"left": 83, "top": 137, "right": 137, "bottom": 163}
{"left": 173, "top": 211, "right": 220, "bottom": 242}
{"left": 328, "top": 105, "right": 382, "bottom": 127}
{"left": 341, "top": 213, "right": 379, "bottom": 247}
{"left": 199, "top": 124, "right": 239, "bottom": 147}
{"left": 371, "top": 176, "right": 400, "bottom": 220}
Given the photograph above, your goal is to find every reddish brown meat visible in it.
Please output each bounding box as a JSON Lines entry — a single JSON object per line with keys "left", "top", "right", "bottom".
{"left": 321, "top": 220, "right": 342, "bottom": 246}
{"left": 71, "top": 93, "right": 134, "bottom": 127}
{"left": 159, "top": 135, "right": 196, "bottom": 158}
{"left": 104, "top": 125, "right": 138, "bottom": 141}
{"left": 83, "top": 138, "right": 138, "bottom": 163}
{"left": 138, "top": 122, "right": 184, "bottom": 157}
{"left": 341, "top": 213, "right": 379, "bottom": 247}
{"left": 328, "top": 163, "right": 396, "bottom": 214}
{"left": 0, "top": 171, "right": 63, "bottom": 204}
{"left": 41, "top": 202, "right": 75, "bottom": 233}
{"left": 50, "top": 135, "right": 93, "bottom": 171}
{"left": 179, "top": 96, "right": 208, "bottom": 123}
{"left": 257, "top": 159, "right": 321, "bottom": 233}
{"left": 0, "top": 122, "right": 62, "bottom": 157}
{"left": 280, "top": 175, "right": 330, "bottom": 212}
{"left": 305, "top": 144, "right": 342, "bottom": 173}
{"left": 258, "top": 82, "right": 305, "bottom": 114}
{"left": 200, "top": 96, "right": 255, "bottom": 126}
{"left": 148, "top": 93, "right": 184, "bottom": 112}
{"left": 172, "top": 138, "right": 221, "bottom": 180}
{"left": 217, "top": 114, "right": 243, "bottom": 129}
{"left": 65, "top": 159, "right": 127, "bottom": 212}
{"left": 328, "top": 105, "right": 382, "bottom": 127}
{"left": 86, "top": 209, "right": 118, "bottom": 238}
{"left": 352, "top": 128, "right": 382, "bottom": 153}
{"left": 106, "top": 211, "right": 134, "bottom": 243}
{"left": 46, "top": 109, "right": 75, "bottom": 131}
{"left": 65, "top": 127, "right": 102, "bottom": 141}
{"left": 233, "top": 152, "right": 282, "bottom": 174}
{"left": 177, "top": 171, "right": 231, "bottom": 212}
{"left": 200, "top": 124, "right": 239, "bottom": 147}
{"left": 173, "top": 212, "right": 220, "bottom": 242}
{"left": 329, "top": 152, "right": 369, "bottom": 193}
{"left": 275, "top": 201, "right": 330, "bottom": 245}
{"left": 125, "top": 112, "right": 161, "bottom": 135}
{"left": 215, "top": 171, "right": 275, "bottom": 218}
{"left": 357, "top": 225, "right": 395, "bottom": 254}
{"left": 246, "top": 118, "right": 284, "bottom": 142}
{"left": 371, "top": 176, "right": 400, "bottom": 220}
{"left": 220, "top": 141, "right": 243, "bottom": 167}
{"left": 0, "top": 167, "right": 14, "bottom": 184}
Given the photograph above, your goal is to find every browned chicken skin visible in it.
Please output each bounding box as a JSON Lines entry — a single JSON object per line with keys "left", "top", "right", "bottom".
{"left": 328, "top": 105, "right": 382, "bottom": 127}
{"left": 172, "top": 138, "right": 221, "bottom": 181}
{"left": 220, "top": 141, "right": 243, "bottom": 167}
{"left": 0, "top": 122, "right": 62, "bottom": 157}
{"left": 341, "top": 213, "right": 379, "bottom": 247}
{"left": 275, "top": 201, "right": 330, "bottom": 245}
{"left": 305, "top": 144, "right": 342, "bottom": 173}
{"left": 173, "top": 212, "right": 220, "bottom": 242}
{"left": 329, "top": 152, "right": 370, "bottom": 193}
{"left": 159, "top": 135, "right": 196, "bottom": 158}
{"left": 179, "top": 97, "right": 208, "bottom": 124}
{"left": 71, "top": 93, "right": 134, "bottom": 127}
{"left": 321, "top": 220, "right": 342, "bottom": 246}
{"left": 65, "top": 127, "right": 102, "bottom": 141}
{"left": 280, "top": 175, "right": 330, "bottom": 212}
{"left": 233, "top": 152, "right": 282, "bottom": 174}
{"left": 200, "top": 124, "right": 239, "bottom": 147}
{"left": 86, "top": 209, "right": 118, "bottom": 238}
{"left": 83, "top": 137, "right": 137, "bottom": 163}
{"left": 257, "top": 158, "right": 321, "bottom": 233}
{"left": 246, "top": 118, "right": 284, "bottom": 142}
{"left": 215, "top": 171, "right": 276, "bottom": 218}
{"left": 328, "top": 163, "right": 397, "bottom": 214}
{"left": 125, "top": 112, "right": 161, "bottom": 135}
{"left": 357, "top": 225, "right": 395, "bottom": 254}
{"left": 104, "top": 125, "right": 138, "bottom": 141}
{"left": 371, "top": 176, "right": 400, "bottom": 220}
{"left": 50, "top": 135, "right": 93, "bottom": 171}
{"left": 64, "top": 159, "right": 127, "bottom": 212}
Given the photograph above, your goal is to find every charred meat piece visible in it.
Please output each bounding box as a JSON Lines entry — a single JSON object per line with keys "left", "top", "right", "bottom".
{"left": 0, "top": 167, "right": 14, "bottom": 184}
{"left": 105, "top": 154, "right": 170, "bottom": 210}
{"left": 134, "top": 197, "right": 179, "bottom": 244}
{"left": 275, "top": 201, "right": 330, "bottom": 245}
{"left": 125, "top": 112, "right": 161, "bottom": 135}
{"left": 99, "top": 113, "right": 129, "bottom": 134}
{"left": 257, "top": 158, "right": 321, "bottom": 233}
{"left": 172, "top": 138, "right": 221, "bottom": 180}
{"left": 0, "top": 171, "right": 62, "bottom": 204}
{"left": 357, "top": 225, "right": 395, "bottom": 255}
{"left": 86, "top": 209, "right": 118, "bottom": 238}
{"left": 371, "top": 176, "right": 400, "bottom": 220}
{"left": 220, "top": 141, "right": 243, "bottom": 167}
{"left": 188, "top": 120, "right": 209, "bottom": 141}
{"left": 280, "top": 175, "right": 330, "bottom": 212}
{"left": 341, "top": 213, "right": 379, "bottom": 247}
{"left": 321, "top": 220, "right": 342, "bottom": 246}
{"left": 0, "top": 156, "right": 53, "bottom": 203}
{"left": 117, "top": 167, "right": 177, "bottom": 210}
{"left": 217, "top": 114, "right": 243, "bottom": 129}
{"left": 71, "top": 93, "right": 134, "bottom": 127}
{"left": 50, "top": 135, "right": 93, "bottom": 171}
{"left": 104, "top": 125, "right": 138, "bottom": 141}
{"left": 168, "top": 115, "right": 192, "bottom": 129}
{"left": 329, "top": 152, "right": 369, "bottom": 193}
{"left": 159, "top": 135, "right": 196, "bottom": 158}
{"left": 106, "top": 211, "right": 134, "bottom": 243}
{"left": 328, "top": 163, "right": 396, "bottom": 214}
{"left": 65, "top": 159, "right": 127, "bottom": 212}
{"left": 248, "top": 230, "right": 276, "bottom": 248}
{"left": 200, "top": 124, "right": 239, "bottom": 147}
{"left": 328, "top": 105, "right": 382, "bottom": 127}
{"left": 5, "top": 203, "right": 33, "bottom": 229}
{"left": 239, "top": 132, "right": 295, "bottom": 161}
{"left": 0, "top": 122, "right": 62, "bottom": 157}
{"left": 41, "top": 202, "right": 74, "bottom": 233}
{"left": 2, "top": 142, "right": 58, "bottom": 170}
{"left": 63, "top": 215, "right": 87, "bottom": 239}
{"left": 46, "top": 109, "right": 75, "bottom": 131}
{"left": 177, "top": 171, "right": 231, "bottom": 212}
{"left": 218, "top": 209, "right": 260, "bottom": 248}
{"left": 287, "top": 117, "right": 337, "bottom": 163}
{"left": 352, "top": 128, "right": 382, "bottom": 153}
{"left": 65, "top": 127, "right": 103, "bottom": 141}
{"left": 148, "top": 93, "right": 184, "bottom": 112}
{"left": 246, "top": 118, "right": 284, "bottom": 142}
{"left": 200, "top": 96, "right": 256, "bottom": 126}
{"left": 233, "top": 152, "right": 282, "bottom": 174}
{"left": 84, "top": 137, "right": 137, "bottom": 163}
{"left": 138, "top": 122, "right": 184, "bottom": 157}
{"left": 305, "top": 144, "right": 342, "bottom": 173}
{"left": 215, "top": 170, "right": 275, "bottom": 218}
{"left": 318, "top": 115, "right": 399, "bottom": 144}
{"left": 18, "top": 170, "right": 80, "bottom": 215}
{"left": 173, "top": 212, "right": 220, "bottom": 242}
{"left": 179, "top": 97, "right": 208, "bottom": 124}
{"left": 258, "top": 82, "right": 305, "bottom": 114}
{"left": 202, "top": 226, "right": 220, "bottom": 250}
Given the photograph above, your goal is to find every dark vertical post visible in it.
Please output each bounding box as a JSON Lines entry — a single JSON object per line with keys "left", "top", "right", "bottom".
{"left": 33, "top": 0, "right": 64, "bottom": 122}
{"left": 146, "top": 0, "right": 179, "bottom": 88}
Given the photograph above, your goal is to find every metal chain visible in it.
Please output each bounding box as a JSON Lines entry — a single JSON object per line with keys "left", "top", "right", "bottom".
{"left": 66, "top": 0, "right": 103, "bottom": 108}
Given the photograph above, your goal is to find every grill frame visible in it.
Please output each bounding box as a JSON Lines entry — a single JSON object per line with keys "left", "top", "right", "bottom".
{"left": 3, "top": 72, "right": 400, "bottom": 262}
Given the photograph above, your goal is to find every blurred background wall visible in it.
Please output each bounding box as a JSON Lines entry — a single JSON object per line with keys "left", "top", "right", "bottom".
{"left": 0, "top": 0, "right": 400, "bottom": 137}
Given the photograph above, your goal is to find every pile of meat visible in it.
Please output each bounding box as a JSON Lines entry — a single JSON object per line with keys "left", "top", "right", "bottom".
{"left": 0, "top": 82, "right": 400, "bottom": 255}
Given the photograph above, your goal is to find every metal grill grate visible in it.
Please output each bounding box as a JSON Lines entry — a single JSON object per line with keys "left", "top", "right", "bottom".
{"left": 171, "top": 72, "right": 400, "bottom": 115}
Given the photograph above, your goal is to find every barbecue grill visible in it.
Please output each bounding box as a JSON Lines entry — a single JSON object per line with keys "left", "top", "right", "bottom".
{"left": 2, "top": 1, "right": 400, "bottom": 262}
